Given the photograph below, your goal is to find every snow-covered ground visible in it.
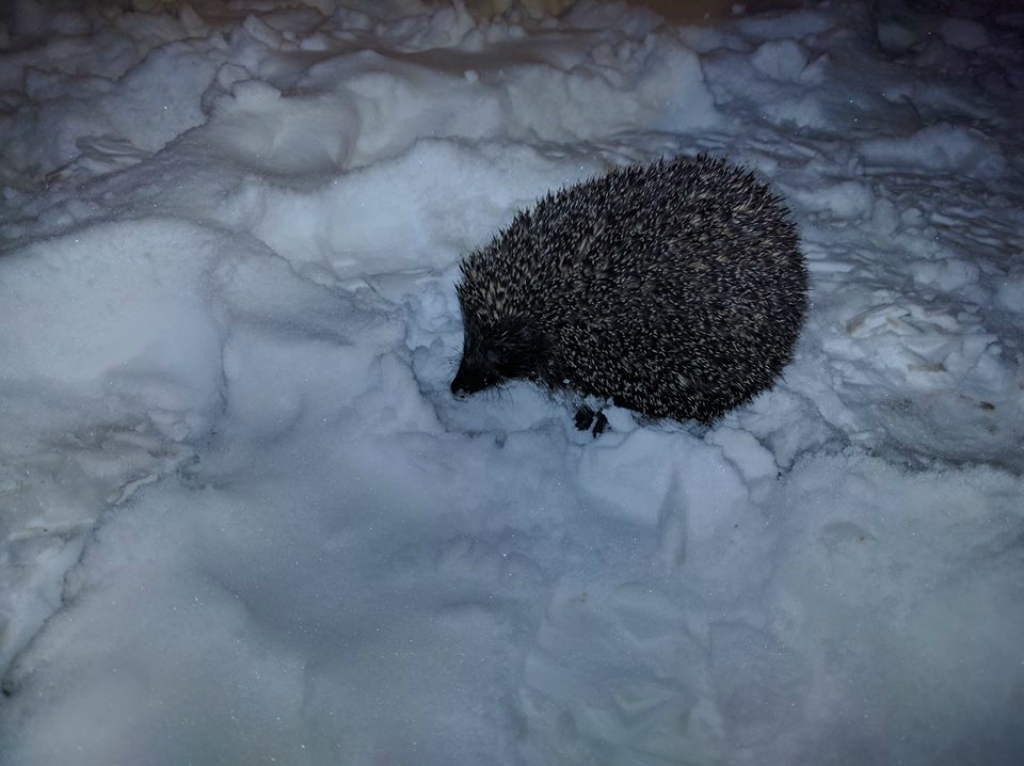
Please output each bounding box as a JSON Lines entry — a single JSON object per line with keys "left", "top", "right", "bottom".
{"left": 1, "top": 1, "right": 1022, "bottom": 763}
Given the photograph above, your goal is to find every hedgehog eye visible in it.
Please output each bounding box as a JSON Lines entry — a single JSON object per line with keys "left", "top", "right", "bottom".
{"left": 477, "top": 347, "right": 515, "bottom": 382}
{"left": 494, "top": 354, "right": 533, "bottom": 380}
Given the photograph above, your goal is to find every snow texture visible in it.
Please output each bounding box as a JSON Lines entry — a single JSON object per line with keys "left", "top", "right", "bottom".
{"left": 1, "top": 1, "right": 1022, "bottom": 764}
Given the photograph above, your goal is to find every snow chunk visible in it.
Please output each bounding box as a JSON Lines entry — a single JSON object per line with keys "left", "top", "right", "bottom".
{"left": 251, "top": 140, "right": 602, "bottom": 280}
{"left": 0, "top": 219, "right": 224, "bottom": 442}
{"left": 876, "top": 22, "right": 920, "bottom": 53}
{"left": 710, "top": 621, "right": 811, "bottom": 747}
{"left": 3, "top": 39, "right": 218, "bottom": 178}
{"left": 939, "top": 18, "right": 991, "bottom": 51}
{"left": 994, "top": 274, "right": 1024, "bottom": 313}
{"left": 751, "top": 40, "right": 808, "bottom": 82}
{"left": 763, "top": 96, "right": 827, "bottom": 129}
{"left": 204, "top": 77, "right": 358, "bottom": 174}
{"left": 859, "top": 124, "right": 1005, "bottom": 178}
{"left": 707, "top": 427, "right": 778, "bottom": 484}
{"left": 576, "top": 429, "right": 683, "bottom": 526}
{"left": 790, "top": 179, "right": 875, "bottom": 220}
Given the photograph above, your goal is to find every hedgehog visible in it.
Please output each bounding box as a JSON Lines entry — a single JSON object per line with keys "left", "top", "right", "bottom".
{"left": 450, "top": 154, "right": 808, "bottom": 428}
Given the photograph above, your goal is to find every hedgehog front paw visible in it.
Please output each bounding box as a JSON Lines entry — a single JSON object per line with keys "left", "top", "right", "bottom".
{"left": 573, "top": 405, "right": 609, "bottom": 437}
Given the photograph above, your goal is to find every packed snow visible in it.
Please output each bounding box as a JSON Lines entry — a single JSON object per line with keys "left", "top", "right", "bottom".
{"left": 1, "top": 1, "right": 1022, "bottom": 764}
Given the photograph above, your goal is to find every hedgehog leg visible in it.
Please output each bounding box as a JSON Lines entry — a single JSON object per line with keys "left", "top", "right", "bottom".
{"left": 573, "top": 405, "right": 596, "bottom": 432}
{"left": 573, "top": 405, "right": 609, "bottom": 437}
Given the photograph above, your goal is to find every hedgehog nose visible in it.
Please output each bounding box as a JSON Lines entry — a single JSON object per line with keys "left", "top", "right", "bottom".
{"left": 451, "top": 365, "right": 482, "bottom": 398}
{"left": 451, "top": 370, "right": 470, "bottom": 398}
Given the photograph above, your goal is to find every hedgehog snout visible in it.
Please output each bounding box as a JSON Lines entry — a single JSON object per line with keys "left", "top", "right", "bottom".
{"left": 451, "top": 324, "right": 548, "bottom": 399}
{"left": 450, "top": 366, "right": 473, "bottom": 397}
{"left": 451, "top": 359, "right": 497, "bottom": 397}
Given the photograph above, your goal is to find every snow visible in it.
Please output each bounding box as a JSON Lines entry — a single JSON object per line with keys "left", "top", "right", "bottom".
{"left": 1, "top": 1, "right": 1022, "bottom": 764}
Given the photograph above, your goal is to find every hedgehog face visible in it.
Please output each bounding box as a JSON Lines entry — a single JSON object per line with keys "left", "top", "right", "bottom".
{"left": 451, "top": 320, "right": 545, "bottom": 397}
